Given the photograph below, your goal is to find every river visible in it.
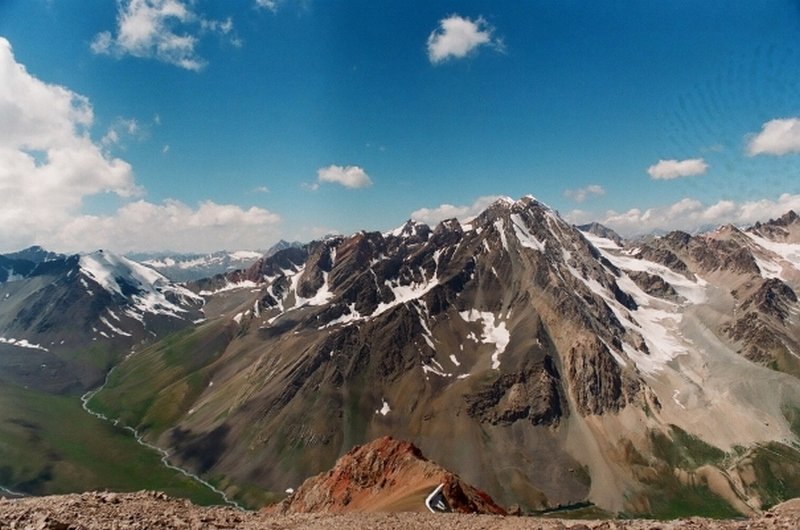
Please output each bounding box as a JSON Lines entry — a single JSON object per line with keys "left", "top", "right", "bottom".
{"left": 80, "top": 366, "right": 243, "bottom": 510}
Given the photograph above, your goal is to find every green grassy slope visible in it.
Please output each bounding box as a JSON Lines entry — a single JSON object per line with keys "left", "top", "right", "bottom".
{"left": 89, "top": 321, "right": 232, "bottom": 436}
{"left": 0, "top": 383, "right": 225, "bottom": 505}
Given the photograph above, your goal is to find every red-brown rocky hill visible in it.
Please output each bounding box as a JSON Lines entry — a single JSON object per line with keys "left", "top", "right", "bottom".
{"left": 272, "top": 436, "right": 506, "bottom": 514}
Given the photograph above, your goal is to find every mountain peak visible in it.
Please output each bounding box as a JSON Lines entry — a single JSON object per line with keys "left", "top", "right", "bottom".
{"left": 578, "top": 222, "right": 624, "bottom": 246}
{"left": 1, "top": 245, "right": 63, "bottom": 264}
{"left": 275, "top": 436, "right": 506, "bottom": 515}
{"left": 386, "top": 219, "right": 432, "bottom": 240}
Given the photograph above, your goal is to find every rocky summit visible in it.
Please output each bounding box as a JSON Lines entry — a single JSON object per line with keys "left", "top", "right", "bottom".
{"left": 273, "top": 436, "right": 506, "bottom": 514}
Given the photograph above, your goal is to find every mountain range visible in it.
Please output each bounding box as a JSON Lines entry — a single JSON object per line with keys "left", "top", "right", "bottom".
{"left": 127, "top": 240, "right": 302, "bottom": 282}
{"left": 2, "top": 196, "right": 800, "bottom": 517}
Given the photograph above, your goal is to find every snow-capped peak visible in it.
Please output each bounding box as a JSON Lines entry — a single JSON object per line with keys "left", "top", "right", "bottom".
{"left": 80, "top": 251, "right": 202, "bottom": 320}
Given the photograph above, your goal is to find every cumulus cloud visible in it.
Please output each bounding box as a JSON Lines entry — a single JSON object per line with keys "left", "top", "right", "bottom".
{"left": 90, "top": 0, "right": 236, "bottom": 71}
{"left": 55, "top": 200, "right": 281, "bottom": 253}
{"left": 315, "top": 165, "right": 373, "bottom": 189}
{"left": 746, "top": 117, "right": 800, "bottom": 156}
{"left": 647, "top": 158, "right": 708, "bottom": 180}
{"left": 0, "top": 37, "right": 136, "bottom": 248}
{"left": 566, "top": 193, "right": 800, "bottom": 238}
{"left": 564, "top": 184, "right": 605, "bottom": 203}
{"left": 410, "top": 195, "right": 502, "bottom": 225}
{"left": 0, "top": 37, "right": 281, "bottom": 253}
{"left": 427, "top": 15, "right": 503, "bottom": 64}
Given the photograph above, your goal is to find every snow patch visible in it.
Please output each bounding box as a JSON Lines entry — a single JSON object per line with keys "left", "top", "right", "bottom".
{"left": 0, "top": 337, "right": 49, "bottom": 352}
{"left": 99, "top": 316, "right": 132, "bottom": 337}
{"left": 459, "top": 310, "right": 510, "bottom": 370}
{"left": 595, "top": 247, "right": 708, "bottom": 305}
{"left": 580, "top": 231, "right": 621, "bottom": 250}
{"left": 295, "top": 271, "right": 334, "bottom": 307}
{"left": 199, "top": 280, "right": 258, "bottom": 296}
{"left": 229, "top": 250, "right": 263, "bottom": 260}
{"left": 493, "top": 219, "right": 509, "bottom": 252}
{"left": 371, "top": 269, "right": 440, "bottom": 318}
{"left": 747, "top": 234, "right": 800, "bottom": 278}
{"left": 564, "top": 252, "right": 693, "bottom": 374}
{"left": 510, "top": 213, "right": 546, "bottom": 252}
{"left": 321, "top": 304, "right": 363, "bottom": 328}
{"left": 672, "top": 389, "right": 687, "bottom": 410}
{"left": 376, "top": 399, "right": 391, "bottom": 416}
{"left": 753, "top": 255, "right": 784, "bottom": 280}
{"left": 422, "top": 363, "right": 451, "bottom": 378}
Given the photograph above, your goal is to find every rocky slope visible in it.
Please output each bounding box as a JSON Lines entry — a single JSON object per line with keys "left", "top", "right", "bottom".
{"left": 77, "top": 197, "right": 800, "bottom": 516}
{"left": 0, "top": 248, "right": 203, "bottom": 393}
{"left": 275, "top": 436, "right": 505, "bottom": 514}
{"left": 2, "top": 492, "right": 800, "bottom": 530}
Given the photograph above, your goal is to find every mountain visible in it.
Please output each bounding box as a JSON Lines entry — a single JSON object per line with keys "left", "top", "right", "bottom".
{"left": 274, "top": 436, "right": 506, "bottom": 514}
{"left": 0, "top": 246, "right": 61, "bottom": 284}
{"left": 73, "top": 199, "right": 800, "bottom": 516}
{"left": 0, "top": 249, "right": 203, "bottom": 392}
{"left": 129, "top": 241, "right": 303, "bottom": 282}
{"left": 577, "top": 222, "right": 624, "bottom": 246}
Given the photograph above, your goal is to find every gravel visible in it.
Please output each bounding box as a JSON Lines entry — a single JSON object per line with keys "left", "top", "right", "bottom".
{"left": 2, "top": 491, "right": 800, "bottom": 530}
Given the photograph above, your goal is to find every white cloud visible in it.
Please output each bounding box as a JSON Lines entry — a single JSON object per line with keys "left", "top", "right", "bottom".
{"left": 0, "top": 37, "right": 281, "bottom": 254}
{"left": 254, "top": 0, "right": 278, "bottom": 12}
{"left": 55, "top": 200, "right": 281, "bottom": 253}
{"left": 647, "top": 158, "right": 708, "bottom": 180}
{"left": 567, "top": 193, "right": 800, "bottom": 238}
{"left": 315, "top": 165, "right": 372, "bottom": 189}
{"left": 0, "top": 37, "right": 136, "bottom": 250}
{"left": 427, "top": 15, "right": 502, "bottom": 64}
{"left": 254, "top": 185, "right": 270, "bottom": 193}
{"left": 101, "top": 117, "right": 141, "bottom": 148}
{"left": 564, "top": 184, "right": 605, "bottom": 203}
{"left": 410, "top": 195, "right": 502, "bottom": 225}
{"left": 746, "top": 117, "right": 800, "bottom": 156}
{"left": 200, "top": 17, "right": 233, "bottom": 35}
{"left": 90, "top": 0, "right": 236, "bottom": 71}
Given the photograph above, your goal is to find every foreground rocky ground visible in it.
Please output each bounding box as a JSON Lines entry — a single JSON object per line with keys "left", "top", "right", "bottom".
{"left": 2, "top": 492, "right": 800, "bottom": 530}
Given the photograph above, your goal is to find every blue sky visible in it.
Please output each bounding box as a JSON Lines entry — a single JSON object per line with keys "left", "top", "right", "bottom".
{"left": 1, "top": 1, "right": 800, "bottom": 252}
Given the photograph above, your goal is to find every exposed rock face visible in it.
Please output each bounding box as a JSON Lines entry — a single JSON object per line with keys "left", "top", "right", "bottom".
{"left": 566, "top": 338, "right": 641, "bottom": 416}
{"left": 751, "top": 210, "right": 800, "bottom": 242}
{"left": 627, "top": 270, "right": 681, "bottom": 301}
{"left": 274, "top": 436, "right": 506, "bottom": 514}
{"left": 465, "top": 357, "right": 566, "bottom": 426}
